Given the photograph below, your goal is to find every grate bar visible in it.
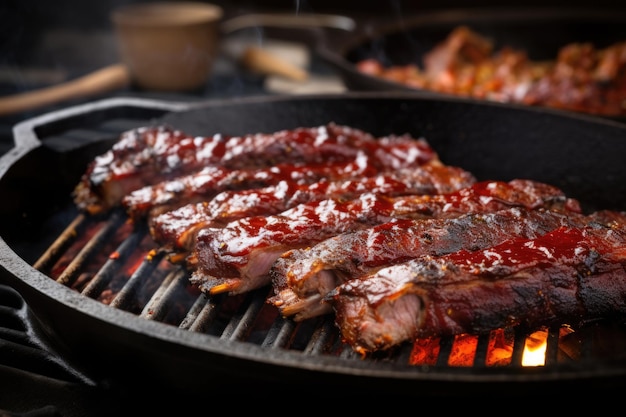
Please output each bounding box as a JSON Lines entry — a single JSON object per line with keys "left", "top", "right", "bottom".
{"left": 140, "top": 268, "right": 188, "bottom": 321}
{"left": 510, "top": 328, "right": 530, "bottom": 366}
{"left": 179, "top": 293, "right": 213, "bottom": 331}
{"left": 33, "top": 213, "right": 89, "bottom": 273}
{"left": 435, "top": 336, "right": 455, "bottom": 366}
{"left": 304, "top": 316, "right": 337, "bottom": 355}
{"left": 189, "top": 297, "right": 219, "bottom": 333}
{"left": 544, "top": 326, "right": 561, "bottom": 365}
{"left": 578, "top": 327, "right": 594, "bottom": 359}
{"left": 55, "top": 211, "right": 126, "bottom": 287}
{"left": 472, "top": 333, "right": 491, "bottom": 367}
{"left": 392, "top": 343, "right": 414, "bottom": 364}
{"left": 183, "top": 294, "right": 224, "bottom": 333}
{"left": 81, "top": 227, "right": 147, "bottom": 298}
{"left": 261, "top": 316, "right": 296, "bottom": 349}
{"left": 109, "top": 250, "right": 166, "bottom": 310}
{"left": 221, "top": 288, "right": 270, "bottom": 342}
{"left": 338, "top": 344, "right": 360, "bottom": 360}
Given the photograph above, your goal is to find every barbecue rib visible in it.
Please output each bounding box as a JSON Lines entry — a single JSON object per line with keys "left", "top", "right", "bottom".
{"left": 269, "top": 179, "right": 581, "bottom": 318}
{"left": 328, "top": 222, "right": 626, "bottom": 355}
{"left": 189, "top": 178, "right": 582, "bottom": 297}
{"left": 70, "top": 122, "right": 626, "bottom": 358}
{"left": 124, "top": 142, "right": 453, "bottom": 220}
{"left": 74, "top": 123, "right": 439, "bottom": 215}
{"left": 149, "top": 164, "right": 476, "bottom": 252}
{"left": 269, "top": 204, "right": 584, "bottom": 321}
{"left": 122, "top": 159, "right": 382, "bottom": 220}
{"left": 588, "top": 210, "right": 626, "bottom": 227}
{"left": 188, "top": 193, "right": 401, "bottom": 296}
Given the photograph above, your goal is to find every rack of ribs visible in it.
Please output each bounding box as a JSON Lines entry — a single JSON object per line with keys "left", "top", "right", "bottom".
{"left": 122, "top": 159, "right": 385, "bottom": 220}
{"left": 328, "top": 221, "right": 626, "bottom": 355}
{"left": 268, "top": 179, "right": 582, "bottom": 319}
{"left": 123, "top": 148, "right": 460, "bottom": 221}
{"left": 188, "top": 192, "right": 406, "bottom": 296}
{"left": 188, "top": 178, "right": 582, "bottom": 297}
{"left": 269, "top": 205, "right": 585, "bottom": 320}
{"left": 73, "top": 123, "right": 439, "bottom": 215}
{"left": 149, "top": 164, "right": 476, "bottom": 253}
{"left": 71, "top": 122, "right": 626, "bottom": 357}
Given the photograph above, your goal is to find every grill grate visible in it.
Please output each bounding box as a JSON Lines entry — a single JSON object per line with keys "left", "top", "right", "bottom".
{"left": 31, "top": 206, "right": 626, "bottom": 369}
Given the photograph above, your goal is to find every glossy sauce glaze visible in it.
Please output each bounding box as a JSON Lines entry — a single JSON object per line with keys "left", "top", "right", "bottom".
{"left": 76, "top": 123, "right": 439, "bottom": 215}
{"left": 330, "top": 223, "right": 626, "bottom": 352}
{"left": 149, "top": 164, "right": 475, "bottom": 250}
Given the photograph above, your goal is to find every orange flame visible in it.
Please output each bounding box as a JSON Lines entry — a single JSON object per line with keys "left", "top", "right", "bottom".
{"left": 521, "top": 328, "right": 549, "bottom": 366}
{"left": 409, "top": 327, "right": 558, "bottom": 367}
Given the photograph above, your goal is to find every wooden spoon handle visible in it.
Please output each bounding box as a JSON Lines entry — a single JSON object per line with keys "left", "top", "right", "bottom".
{"left": 241, "top": 46, "right": 309, "bottom": 81}
{"left": 0, "top": 63, "right": 131, "bottom": 117}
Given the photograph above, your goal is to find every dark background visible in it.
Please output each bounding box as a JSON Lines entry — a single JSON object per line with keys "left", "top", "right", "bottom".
{"left": 3, "top": 0, "right": 626, "bottom": 66}
{"left": 0, "top": 0, "right": 624, "bottom": 144}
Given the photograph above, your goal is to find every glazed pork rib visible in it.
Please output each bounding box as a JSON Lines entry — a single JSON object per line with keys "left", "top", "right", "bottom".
{"left": 122, "top": 158, "right": 391, "bottom": 220}
{"left": 190, "top": 188, "right": 488, "bottom": 296}
{"left": 269, "top": 206, "right": 584, "bottom": 321}
{"left": 74, "top": 123, "right": 439, "bottom": 215}
{"left": 73, "top": 125, "right": 195, "bottom": 215}
{"left": 188, "top": 193, "right": 405, "bottom": 296}
{"left": 149, "top": 164, "right": 476, "bottom": 252}
{"left": 123, "top": 140, "right": 451, "bottom": 220}
{"left": 328, "top": 221, "right": 626, "bottom": 355}
{"left": 189, "top": 178, "right": 580, "bottom": 297}
{"left": 269, "top": 179, "right": 582, "bottom": 319}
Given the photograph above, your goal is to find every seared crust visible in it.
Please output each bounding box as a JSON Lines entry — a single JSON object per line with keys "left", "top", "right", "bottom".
{"left": 329, "top": 223, "right": 626, "bottom": 354}
{"left": 73, "top": 123, "right": 440, "bottom": 215}
{"left": 149, "top": 164, "right": 476, "bottom": 252}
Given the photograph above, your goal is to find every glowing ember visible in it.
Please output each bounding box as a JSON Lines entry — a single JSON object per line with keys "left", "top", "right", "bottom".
{"left": 448, "top": 334, "right": 478, "bottom": 366}
{"left": 485, "top": 328, "right": 514, "bottom": 366}
{"left": 521, "top": 328, "right": 549, "bottom": 366}
{"left": 409, "top": 337, "right": 441, "bottom": 366}
{"left": 409, "top": 326, "right": 554, "bottom": 367}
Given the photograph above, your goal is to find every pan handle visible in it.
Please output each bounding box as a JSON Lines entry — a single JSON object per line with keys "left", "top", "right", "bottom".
{"left": 8, "top": 97, "right": 194, "bottom": 153}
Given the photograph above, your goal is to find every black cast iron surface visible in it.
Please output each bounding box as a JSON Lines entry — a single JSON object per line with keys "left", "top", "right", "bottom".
{"left": 1, "top": 93, "right": 626, "bottom": 402}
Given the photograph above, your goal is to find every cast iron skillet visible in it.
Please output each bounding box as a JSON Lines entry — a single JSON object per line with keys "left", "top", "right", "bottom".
{"left": 1, "top": 93, "right": 626, "bottom": 398}
{"left": 312, "top": 8, "right": 626, "bottom": 118}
